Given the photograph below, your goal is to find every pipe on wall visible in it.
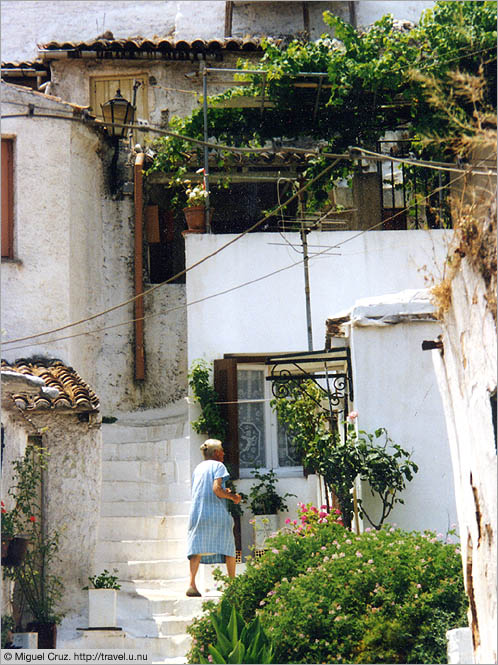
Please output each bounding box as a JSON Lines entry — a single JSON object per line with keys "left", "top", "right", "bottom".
{"left": 134, "top": 152, "right": 145, "bottom": 380}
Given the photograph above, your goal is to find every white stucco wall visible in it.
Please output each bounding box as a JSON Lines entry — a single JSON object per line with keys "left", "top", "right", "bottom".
{"left": 1, "top": 83, "right": 187, "bottom": 414}
{"left": 186, "top": 230, "right": 451, "bottom": 358}
{"left": 185, "top": 229, "right": 452, "bottom": 542}
{"left": 349, "top": 318, "right": 457, "bottom": 535}
{"left": 1, "top": 86, "right": 76, "bottom": 363}
{"left": 1, "top": 0, "right": 435, "bottom": 64}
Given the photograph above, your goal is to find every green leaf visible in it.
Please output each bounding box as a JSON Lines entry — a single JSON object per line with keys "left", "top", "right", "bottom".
{"left": 208, "top": 644, "right": 227, "bottom": 664}
{"left": 227, "top": 641, "right": 246, "bottom": 664}
{"left": 227, "top": 605, "right": 239, "bottom": 646}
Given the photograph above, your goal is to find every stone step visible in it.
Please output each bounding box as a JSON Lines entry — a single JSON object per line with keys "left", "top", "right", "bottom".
{"left": 99, "top": 516, "right": 187, "bottom": 541}
{"left": 102, "top": 460, "right": 177, "bottom": 484}
{"left": 124, "top": 615, "right": 193, "bottom": 638}
{"left": 119, "top": 577, "right": 191, "bottom": 596}
{"left": 102, "top": 422, "right": 186, "bottom": 445}
{"left": 103, "top": 441, "right": 169, "bottom": 462}
{"left": 118, "top": 591, "right": 205, "bottom": 618}
{"left": 100, "top": 500, "right": 190, "bottom": 518}
{"left": 60, "top": 629, "right": 191, "bottom": 659}
{"left": 111, "top": 559, "right": 188, "bottom": 583}
{"left": 95, "top": 538, "right": 188, "bottom": 563}
{"left": 101, "top": 481, "right": 170, "bottom": 503}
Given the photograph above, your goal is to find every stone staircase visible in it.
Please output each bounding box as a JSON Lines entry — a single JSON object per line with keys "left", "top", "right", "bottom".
{"left": 61, "top": 405, "right": 208, "bottom": 663}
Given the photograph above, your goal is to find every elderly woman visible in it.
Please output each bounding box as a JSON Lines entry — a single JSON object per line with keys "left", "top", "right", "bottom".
{"left": 186, "top": 439, "right": 241, "bottom": 597}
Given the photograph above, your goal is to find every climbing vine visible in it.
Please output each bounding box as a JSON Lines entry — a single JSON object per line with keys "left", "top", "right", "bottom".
{"left": 148, "top": 2, "right": 496, "bottom": 210}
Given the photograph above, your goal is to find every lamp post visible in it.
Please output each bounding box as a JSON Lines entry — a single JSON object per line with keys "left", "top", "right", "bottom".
{"left": 101, "top": 89, "right": 135, "bottom": 194}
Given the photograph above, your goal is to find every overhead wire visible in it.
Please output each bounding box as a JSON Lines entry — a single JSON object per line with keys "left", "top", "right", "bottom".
{"left": 2, "top": 159, "right": 341, "bottom": 347}
{"left": 4, "top": 159, "right": 484, "bottom": 353}
{"left": 2, "top": 37, "right": 495, "bottom": 346}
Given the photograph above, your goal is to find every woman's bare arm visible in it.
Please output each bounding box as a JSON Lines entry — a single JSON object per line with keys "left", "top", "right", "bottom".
{"left": 213, "top": 477, "right": 241, "bottom": 504}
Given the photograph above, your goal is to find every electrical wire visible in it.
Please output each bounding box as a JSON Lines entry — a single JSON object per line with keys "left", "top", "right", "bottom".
{"left": 2, "top": 159, "right": 341, "bottom": 347}
{"left": 352, "top": 146, "right": 497, "bottom": 176}
{"left": 2, "top": 101, "right": 494, "bottom": 175}
{"left": 4, "top": 160, "right": 479, "bottom": 353}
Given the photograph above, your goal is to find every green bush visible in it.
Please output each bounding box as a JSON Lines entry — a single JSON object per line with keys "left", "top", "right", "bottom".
{"left": 187, "top": 507, "right": 468, "bottom": 664}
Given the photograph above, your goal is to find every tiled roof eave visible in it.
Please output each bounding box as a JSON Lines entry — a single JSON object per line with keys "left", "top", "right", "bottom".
{"left": 37, "top": 37, "right": 263, "bottom": 61}
{"left": 1, "top": 359, "right": 100, "bottom": 413}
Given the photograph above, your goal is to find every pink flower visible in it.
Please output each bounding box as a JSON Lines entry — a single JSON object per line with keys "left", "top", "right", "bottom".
{"left": 319, "top": 511, "right": 327, "bottom": 518}
{"left": 285, "top": 518, "right": 291, "bottom": 524}
{"left": 416, "top": 584, "right": 422, "bottom": 588}
{"left": 355, "top": 551, "right": 363, "bottom": 558}
{"left": 272, "top": 548, "right": 279, "bottom": 554}
{"left": 208, "top": 656, "right": 213, "bottom": 663}
{"left": 347, "top": 411, "right": 358, "bottom": 421}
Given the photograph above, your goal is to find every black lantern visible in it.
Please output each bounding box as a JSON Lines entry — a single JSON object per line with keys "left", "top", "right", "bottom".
{"left": 101, "top": 89, "right": 135, "bottom": 138}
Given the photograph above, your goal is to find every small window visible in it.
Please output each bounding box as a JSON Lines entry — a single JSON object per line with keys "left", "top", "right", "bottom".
{"left": 237, "top": 364, "right": 301, "bottom": 476}
{"left": 1, "top": 137, "right": 14, "bottom": 259}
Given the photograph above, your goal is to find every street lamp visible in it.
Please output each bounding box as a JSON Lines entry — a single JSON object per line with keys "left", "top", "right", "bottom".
{"left": 101, "top": 89, "right": 135, "bottom": 138}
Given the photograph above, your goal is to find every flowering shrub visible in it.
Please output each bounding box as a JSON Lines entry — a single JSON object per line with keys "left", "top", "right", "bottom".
{"left": 285, "top": 502, "right": 343, "bottom": 535}
{"left": 187, "top": 514, "right": 467, "bottom": 664}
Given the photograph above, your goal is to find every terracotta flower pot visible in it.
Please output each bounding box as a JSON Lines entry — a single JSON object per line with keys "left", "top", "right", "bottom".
{"left": 183, "top": 206, "right": 213, "bottom": 233}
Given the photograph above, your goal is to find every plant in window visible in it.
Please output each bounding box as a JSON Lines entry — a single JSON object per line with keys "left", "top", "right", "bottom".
{"left": 248, "top": 468, "right": 295, "bottom": 515}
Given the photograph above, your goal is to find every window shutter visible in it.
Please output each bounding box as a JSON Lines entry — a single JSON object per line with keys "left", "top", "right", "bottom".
{"left": 213, "top": 358, "right": 239, "bottom": 479}
{"left": 1, "top": 138, "right": 14, "bottom": 259}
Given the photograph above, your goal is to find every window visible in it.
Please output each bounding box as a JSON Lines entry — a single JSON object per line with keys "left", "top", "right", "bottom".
{"left": 213, "top": 357, "right": 302, "bottom": 479}
{"left": 1, "top": 137, "right": 14, "bottom": 259}
{"left": 237, "top": 365, "right": 300, "bottom": 473}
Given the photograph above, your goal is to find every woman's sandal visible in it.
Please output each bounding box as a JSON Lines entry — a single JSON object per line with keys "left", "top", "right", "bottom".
{"left": 186, "top": 587, "right": 202, "bottom": 597}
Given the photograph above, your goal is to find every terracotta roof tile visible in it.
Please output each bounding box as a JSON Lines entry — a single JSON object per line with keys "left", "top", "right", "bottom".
{"left": 1, "top": 358, "right": 99, "bottom": 412}
{"left": 37, "top": 37, "right": 263, "bottom": 60}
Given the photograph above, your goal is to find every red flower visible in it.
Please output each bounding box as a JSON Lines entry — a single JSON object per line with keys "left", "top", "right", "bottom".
{"left": 1, "top": 509, "right": 6, "bottom": 514}
{"left": 29, "top": 516, "right": 36, "bottom": 522}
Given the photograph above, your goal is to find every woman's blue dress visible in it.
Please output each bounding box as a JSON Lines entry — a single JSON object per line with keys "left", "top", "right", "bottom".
{"left": 187, "top": 459, "right": 235, "bottom": 564}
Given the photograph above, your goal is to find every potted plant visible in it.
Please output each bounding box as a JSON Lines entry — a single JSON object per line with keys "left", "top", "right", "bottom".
{"left": 182, "top": 179, "right": 210, "bottom": 233}
{"left": 248, "top": 468, "right": 295, "bottom": 548}
{"left": 84, "top": 569, "right": 121, "bottom": 629}
{"left": 2, "top": 445, "right": 64, "bottom": 648}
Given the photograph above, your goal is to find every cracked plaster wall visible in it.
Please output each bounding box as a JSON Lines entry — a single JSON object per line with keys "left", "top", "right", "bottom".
{"left": 432, "top": 257, "right": 497, "bottom": 664}
{"left": 0, "top": 408, "right": 101, "bottom": 621}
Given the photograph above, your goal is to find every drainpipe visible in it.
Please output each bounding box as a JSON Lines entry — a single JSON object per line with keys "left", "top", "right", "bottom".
{"left": 134, "top": 153, "right": 145, "bottom": 380}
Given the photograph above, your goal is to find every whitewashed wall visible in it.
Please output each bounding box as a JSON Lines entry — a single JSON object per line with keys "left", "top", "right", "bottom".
{"left": 1, "top": 1, "right": 435, "bottom": 63}
{"left": 1, "top": 83, "right": 187, "bottom": 414}
{"left": 185, "top": 229, "right": 452, "bottom": 543}
{"left": 350, "top": 315, "right": 457, "bottom": 535}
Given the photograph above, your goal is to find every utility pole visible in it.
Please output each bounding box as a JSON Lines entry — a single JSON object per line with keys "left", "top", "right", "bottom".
{"left": 298, "top": 183, "right": 313, "bottom": 351}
